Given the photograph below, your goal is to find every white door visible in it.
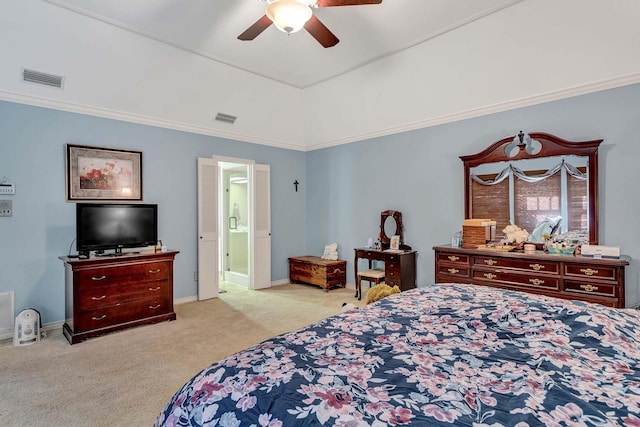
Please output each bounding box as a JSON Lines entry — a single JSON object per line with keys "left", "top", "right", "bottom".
{"left": 252, "top": 164, "right": 271, "bottom": 289}
{"left": 197, "top": 157, "right": 218, "bottom": 300}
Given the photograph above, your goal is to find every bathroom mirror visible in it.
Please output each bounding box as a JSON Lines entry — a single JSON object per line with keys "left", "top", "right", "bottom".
{"left": 460, "top": 132, "right": 601, "bottom": 244}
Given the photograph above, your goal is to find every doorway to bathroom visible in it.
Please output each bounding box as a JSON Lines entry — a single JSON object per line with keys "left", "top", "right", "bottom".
{"left": 221, "top": 162, "right": 249, "bottom": 286}
{"left": 197, "top": 155, "right": 271, "bottom": 300}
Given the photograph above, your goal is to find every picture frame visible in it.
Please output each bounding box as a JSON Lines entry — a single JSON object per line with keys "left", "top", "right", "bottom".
{"left": 390, "top": 235, "right": 400, "bottom": 250}
{"left": 66, "top": 144, "right": 142, "bottom": 202}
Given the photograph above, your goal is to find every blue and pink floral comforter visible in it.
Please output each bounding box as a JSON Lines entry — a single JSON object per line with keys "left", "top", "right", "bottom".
{"left": 156, "top": 283, "right": 640, "bottom": 426}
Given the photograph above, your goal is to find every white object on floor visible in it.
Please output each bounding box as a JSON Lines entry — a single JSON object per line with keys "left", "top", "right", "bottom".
{"left": 13, "top": 309, "right": 41, "bottom": 346}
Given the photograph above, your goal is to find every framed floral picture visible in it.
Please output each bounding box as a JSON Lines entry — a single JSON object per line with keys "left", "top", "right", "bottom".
{"left": 390, "top": 235, "right": 400, "bottom": 250}
{"left": 66, "top": 144, "right": 142, "bottom": 202}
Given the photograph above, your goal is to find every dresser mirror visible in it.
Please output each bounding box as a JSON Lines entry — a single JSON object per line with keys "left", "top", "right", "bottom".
{"left": 380, "top": 210, "right": 404, "bottom": 249}
{"left": 460, "top": 132, "right": 601, "bottom": 244}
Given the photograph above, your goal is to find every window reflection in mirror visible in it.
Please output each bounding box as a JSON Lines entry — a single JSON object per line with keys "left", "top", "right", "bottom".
{"left": 470, "top": 155, "right": 588, "bottom": 242}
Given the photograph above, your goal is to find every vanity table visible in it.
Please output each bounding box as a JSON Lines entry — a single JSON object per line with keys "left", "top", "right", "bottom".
{"left": 435, "top": 131, "right": 630, "bottom": 308}
{"left": 354, "top": 210, "right": 417, "bottom": 292}
{"left": 354, "top": 248, "right": 416, "bottom": 291}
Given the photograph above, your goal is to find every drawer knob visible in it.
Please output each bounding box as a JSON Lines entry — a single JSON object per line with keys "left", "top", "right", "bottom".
{"left": 529, "top": 278, "right": 545, "bottom": 286}
{"left": 149, "top": 304, "right": 161, "bottom": 310}
{"left": 448, "top": 268, "right": 459, "bottom": 274}
{"left": 448, "top": 255, "right": 459, "bottom": 262}
{"left": 580, "top": 268, "right": 598, "bottom": 276}
{"left": 484, "top": 259, "right": 497, "bottom": 266}
{"left": 92, "top": 315, "right": 107, "bottom": 321}
{"left": 91, "top": 295, "right": 106, "bottom": 301}
{"left": 529, "top": 264, "right": 545, "bottom": 271}
{"left": 148, "top": 286, "right": 161, "bottom": 291}
{"left": 91, "top": 275, "right": 107, "bottom": 281}
{"left": 580, "top": 284, "right": 599, "bottom": 292}
{"left": 483, "top": 273, "right": 497, "bottom": 280}
{"left": 149, "top": 269, "right": 161, "bottom": 274}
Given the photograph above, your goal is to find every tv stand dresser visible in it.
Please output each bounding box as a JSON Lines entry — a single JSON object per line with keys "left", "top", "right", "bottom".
{"left": 60, "top": 250, "right": 178, "bottom": 344}
{"left": 433, "top": 245, "right": 629, "bottom": 308}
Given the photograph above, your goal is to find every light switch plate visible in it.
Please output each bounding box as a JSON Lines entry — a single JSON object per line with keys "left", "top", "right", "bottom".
{"left": 0, "top": 183, "right": 15, "bottom": 194}
{"left": 0, "top": 200, "right": 12, "bottom": 216}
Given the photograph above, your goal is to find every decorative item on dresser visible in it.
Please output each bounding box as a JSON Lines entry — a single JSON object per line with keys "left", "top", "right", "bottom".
{"left": 354, "top": 210, "right": 417, "bottom": 300}
{"left": 433, "top": 245, "right": 629, "bottom": 308}
{"left": 288, "top": 256, "right": 347, "bottom": 291}
{"left": 59, "top": 250, "right": 179, "bottom": 344}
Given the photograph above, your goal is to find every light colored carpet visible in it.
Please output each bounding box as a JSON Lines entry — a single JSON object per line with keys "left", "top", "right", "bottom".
{"left": 0, "top": 282, "right": 363, "bottom": 427}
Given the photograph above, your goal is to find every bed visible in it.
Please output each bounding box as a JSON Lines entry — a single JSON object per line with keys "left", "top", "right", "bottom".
{"left": 155, "top": 283, "right": 640, "bottom": 426}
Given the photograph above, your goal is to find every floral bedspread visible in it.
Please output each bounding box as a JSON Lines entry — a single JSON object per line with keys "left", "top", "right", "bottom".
{"left": 156, "top": 283, "right": 640, "bottom": 426}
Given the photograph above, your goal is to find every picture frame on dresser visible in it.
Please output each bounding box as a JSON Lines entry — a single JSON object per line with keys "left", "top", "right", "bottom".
{"left": 66, "top": 143, "right": 142, "bottom": 202}
{"left": 390, "top": 235, "right": 400, "bottom": 250}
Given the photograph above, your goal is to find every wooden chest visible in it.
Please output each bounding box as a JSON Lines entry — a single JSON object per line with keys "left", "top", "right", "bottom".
{"left": 288, "top": 256, "right": 347, "bottom": 291}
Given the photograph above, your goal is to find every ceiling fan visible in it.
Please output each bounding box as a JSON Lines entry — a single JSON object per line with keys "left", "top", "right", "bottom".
{"left": 238, "top": 0, "right": 383, "bottom": 48}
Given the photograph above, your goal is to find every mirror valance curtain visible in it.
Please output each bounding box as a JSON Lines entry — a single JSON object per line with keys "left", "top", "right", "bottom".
{"left": 470, "top": 161, "right": 587, "bottom": 235}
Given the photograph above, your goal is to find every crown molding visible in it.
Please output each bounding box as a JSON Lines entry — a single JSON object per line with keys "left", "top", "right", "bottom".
{"left": 0, "top": 90, "right": 306, "bottom": 151}
{"left": 2, "top": 73, "right": 639, "bottom": 153}
{"left": 305, "top": 73, "right": 640, "bottom": 151}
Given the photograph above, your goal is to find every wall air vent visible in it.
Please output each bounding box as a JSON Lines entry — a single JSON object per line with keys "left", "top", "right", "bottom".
{"left": 214, "top": 113, "right": 237, "bottom": 124}
{"left": 22, "top": 69, "right": 64, "bottom": 89}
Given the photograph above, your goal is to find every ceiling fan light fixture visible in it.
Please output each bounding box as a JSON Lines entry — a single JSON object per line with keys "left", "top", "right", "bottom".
{"left": 266, "top": 0, "right": 313, "bottom": 34}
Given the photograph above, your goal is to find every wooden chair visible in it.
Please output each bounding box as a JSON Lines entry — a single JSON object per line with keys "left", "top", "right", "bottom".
{"left": 355, "top": 268, "right": 385, "bottom": 300}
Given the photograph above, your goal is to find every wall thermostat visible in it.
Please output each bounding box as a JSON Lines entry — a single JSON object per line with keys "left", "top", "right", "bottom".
{"left": 0, "top": 183, "right": 15, "bottom": 195}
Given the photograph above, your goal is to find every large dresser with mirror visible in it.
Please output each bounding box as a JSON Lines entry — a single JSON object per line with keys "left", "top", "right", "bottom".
{"left": 435, "top": 131, "right": 630, "bottom": 308}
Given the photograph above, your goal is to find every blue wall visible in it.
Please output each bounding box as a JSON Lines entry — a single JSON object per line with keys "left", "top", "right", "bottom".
{"left": 306, "top": 83, "right": 640, "bottom": 307}
{"left": 2, "top": 83, "right": 640, "bottom": 326}
{"left": 0, "top": 101, "right": 306, "bottom": 323}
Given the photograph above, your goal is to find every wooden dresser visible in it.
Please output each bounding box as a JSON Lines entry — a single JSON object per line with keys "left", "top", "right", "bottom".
{"left": 60, "top": 250, "right": 178, "bottom": 344}
{"left": 433, "top": 245, "right": 629, "bottom": 308}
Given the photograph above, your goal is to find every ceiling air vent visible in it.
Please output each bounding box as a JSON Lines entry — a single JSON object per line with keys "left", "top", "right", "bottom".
{"left": 214, "top": 113, "right": 237, "bottom": 124}
{"left": 22, "top": 69, "right": 64, "bottom": 89}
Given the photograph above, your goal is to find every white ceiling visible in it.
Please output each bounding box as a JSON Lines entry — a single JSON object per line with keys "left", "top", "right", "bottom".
{"left": 45, "top": 0, "right": 522, "bottom": 88}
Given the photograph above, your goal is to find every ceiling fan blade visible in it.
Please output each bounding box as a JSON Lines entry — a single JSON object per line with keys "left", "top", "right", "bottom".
{"left": 304, "top": 15, "right": 339, "bottom": 48}
{"left": 316, "top": 0, "right": 382, "bottom": 7}
{"left": 238, "top": 15, "right": 273, "bottom": 41}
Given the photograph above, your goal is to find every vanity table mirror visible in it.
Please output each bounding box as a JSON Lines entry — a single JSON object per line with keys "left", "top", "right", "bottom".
{"left": 379, "top": 210, "right": 406, "bottom": 249}
{"left": 460, "top": 132, "right": 602, "bottom": 245}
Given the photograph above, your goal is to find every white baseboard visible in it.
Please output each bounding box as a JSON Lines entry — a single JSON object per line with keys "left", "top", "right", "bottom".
{"left": 174, "top": 296, "right": 198, "bottom": 305}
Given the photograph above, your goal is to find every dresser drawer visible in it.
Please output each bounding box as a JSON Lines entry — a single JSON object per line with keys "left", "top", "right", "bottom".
{"left": 437, "top": 253, "right": 470, "bottom": 265}
{"left": 437, "top": 264, "right": 471, "bottom": 279}
{"left": 78, "top": 280, "right": 169, "bottom": 310}
{"left": 564, "top": 280, "right": 617, "bottom": 298}
{"left": 358, "top": 250, "right": 385, "bottom": 262}
{"left": 77, "top": 297, "right": 171, "bottom": 332}
{"left": 564, "top": 264, "right": 618, "bottom": 281}
{"left": 386, "top": 277, "right": 400, "bottom": 287}
{"left": 474, "top": 256, "right": 559, "bottom": 274}
{"left": 77, "top": 261, "right": 170, "bottom": 287}
{"left": 473, "top": 270, "right": 560, "bottom": 290}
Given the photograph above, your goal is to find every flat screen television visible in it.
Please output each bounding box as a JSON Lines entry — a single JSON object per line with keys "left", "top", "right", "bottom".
{"left": 76, "top": 203, "right": 158, "bottom": 256}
